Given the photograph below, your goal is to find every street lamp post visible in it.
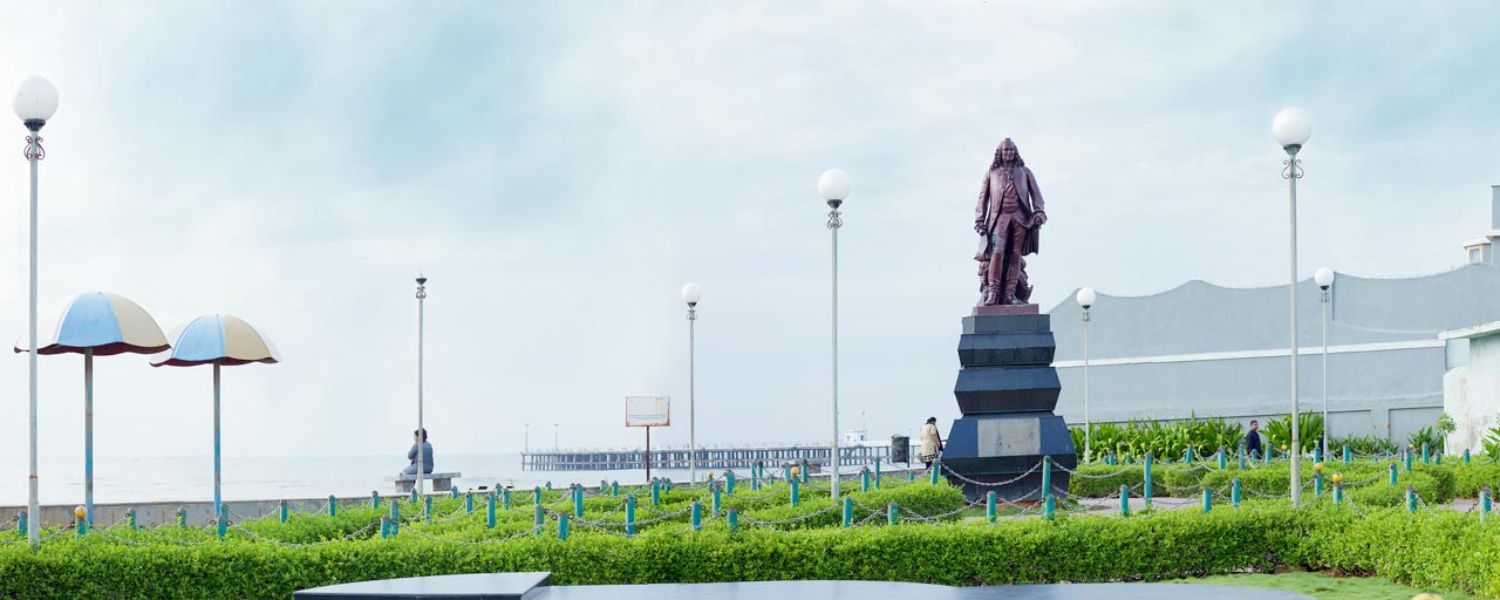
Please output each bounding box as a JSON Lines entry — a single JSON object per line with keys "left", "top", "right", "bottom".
{"left": 1075, "top": 287, "right": 1096, "bottom": 464}
{"left": 1273, "top": 107, "right": 1312, "bottom": 508}
{"left": 819, "top": 169, "right": 851, "bottom": 498}
{"left": 554, "top": 424, "right": 559, "bottom": 451}
{"left": 1315, "top": 267, "right": 1335, "bottom": 457}
{"left": 14, "top": 76, "right": 58, "bottom": 549}
{"left": 415, "top": 276, "right": 428, "bottom": 497}
{"left": 681, "top": 283, "right": 703, "bottom": 485}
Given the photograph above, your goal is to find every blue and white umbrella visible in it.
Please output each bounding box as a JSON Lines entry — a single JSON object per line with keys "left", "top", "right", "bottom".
{"left": 151, "top": 314, "right": 279, "bottom": 518}
{"left": 14, "top": 291, "right": 168, "bottom": 524}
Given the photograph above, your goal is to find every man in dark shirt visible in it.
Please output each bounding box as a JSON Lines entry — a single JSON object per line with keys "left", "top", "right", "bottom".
{"left": 1244, "top": 420, "right": 1264, "bottom": 459}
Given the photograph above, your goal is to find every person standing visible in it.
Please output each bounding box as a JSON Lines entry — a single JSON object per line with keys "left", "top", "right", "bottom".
{"left": 919, "top": 417, "right": 944, "bottom": 469}
{"left": 1244, "top": 420, "right": 1264, "bottom": 459}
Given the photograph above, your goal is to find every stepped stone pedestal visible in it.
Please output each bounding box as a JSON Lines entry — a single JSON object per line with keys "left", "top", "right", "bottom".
{"left": 940, "top": 304, "right": 1077, "bottom": 501}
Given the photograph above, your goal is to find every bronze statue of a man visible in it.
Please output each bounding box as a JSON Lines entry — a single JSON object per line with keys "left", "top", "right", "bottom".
{"left": 974, "top": 138, "right": 1046, "bottom": 306}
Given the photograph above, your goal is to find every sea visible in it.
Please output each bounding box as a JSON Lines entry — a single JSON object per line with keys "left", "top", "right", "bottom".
{"left": 0, "top": 453, "right": 702, "bottom": 507}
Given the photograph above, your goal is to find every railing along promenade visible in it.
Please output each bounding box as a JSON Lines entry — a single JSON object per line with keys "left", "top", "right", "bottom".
{"left": 522, "top": 443, "right": 895, "bottom": 471}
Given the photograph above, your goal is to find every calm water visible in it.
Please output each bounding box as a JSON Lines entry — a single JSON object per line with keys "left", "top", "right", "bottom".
{"left": 0, "top": 453, "right": 703, "bottom": 506}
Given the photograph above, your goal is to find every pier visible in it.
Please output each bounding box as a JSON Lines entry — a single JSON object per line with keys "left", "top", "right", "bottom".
{"left": 522, "top": 443, "right": 895, "bottom": 471}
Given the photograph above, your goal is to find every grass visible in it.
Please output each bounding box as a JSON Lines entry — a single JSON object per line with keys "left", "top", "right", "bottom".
{"left": 1176, "top": 572, "right": 1480, "bottom": 600}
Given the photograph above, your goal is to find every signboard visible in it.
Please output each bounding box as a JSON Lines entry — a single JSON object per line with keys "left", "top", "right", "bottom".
{"left": 625, "top": 396, "right": 670, "bottom": 427}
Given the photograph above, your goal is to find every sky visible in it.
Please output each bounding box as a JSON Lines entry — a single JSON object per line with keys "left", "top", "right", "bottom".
{"left": 0, "top": 2, "right": 1497, "bottom": 463}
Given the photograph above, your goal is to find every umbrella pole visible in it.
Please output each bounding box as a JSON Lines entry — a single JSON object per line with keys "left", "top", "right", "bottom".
{"left": 213, "top": 362, "right": 222, "bottom": 520}
{"left": 85, "top": 348, "right": 94, "bottom": 526}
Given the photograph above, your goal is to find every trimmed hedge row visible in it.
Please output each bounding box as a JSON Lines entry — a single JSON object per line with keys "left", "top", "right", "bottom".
{"left": 1070, "top": 459, "right": 1487, "bottom": 503}
{"left": 6, "top": 501, "right": 1500, "bottom": 599}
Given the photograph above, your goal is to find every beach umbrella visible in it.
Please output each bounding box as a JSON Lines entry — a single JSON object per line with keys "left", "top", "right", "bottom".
{"left": 13, "top": 291, "right": 168, "bottom": 525}
{"left": 151, "top": 314, "right": 279, "bottom": 519}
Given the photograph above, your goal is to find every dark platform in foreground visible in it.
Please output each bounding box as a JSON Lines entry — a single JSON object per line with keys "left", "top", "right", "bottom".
{"left": 294, "top": 574, "right": 1312, "bottom": 600}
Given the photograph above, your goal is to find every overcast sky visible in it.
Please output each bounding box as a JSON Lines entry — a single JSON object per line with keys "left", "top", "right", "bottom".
{"left": 0, "top": 2, "right": 1497, "bottom": 462}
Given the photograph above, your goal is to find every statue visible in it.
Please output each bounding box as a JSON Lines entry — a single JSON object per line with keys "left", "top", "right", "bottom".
{"left": 973, "top": 138, "right": 1046, "bottom": 306}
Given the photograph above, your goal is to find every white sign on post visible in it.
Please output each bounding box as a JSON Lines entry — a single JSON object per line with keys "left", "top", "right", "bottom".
{"left": 625, "top": 396, "right": 671, "bottom": 427}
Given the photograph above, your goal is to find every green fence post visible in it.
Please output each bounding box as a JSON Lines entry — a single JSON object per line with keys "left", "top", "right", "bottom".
{"left": 380, "top": 516, "right": 390, "bottom": 539}
{"left": 372, "top": 491, "right": 381, "bottom": 508}
{"left": 279, "top": 500, "right": 288, "bottom": 523}
{"left": 487, "top": 492, "right": 497, "bottom": 528}
{"left": 16, "top": 511, "right": 25, "bottom": 536}
{"left": 329, "top": 495, "right": 337, "bottom": 517}
{"left": 216, "top": 507, "right": 227, "bottom": 540}
{"left": 77, "top": 511, "right": 88, "bottom": 537}
{"left": 1314, "top": 471, "right": 1324, "bottom": 497}
{"left": 533, "top": 504, "right": 544, "bottom": 536}
{"left": 784, "top": 463, "right": 792, "bottom": 482}
{"left": 466, "top": 491, "right": 474, "bottom": 514}
{"left": 625, "top": 496, "right": 637, "bottom": 536}
{"left": 691, "top": 501, "right": 702, "bottom": 532}
{"left": 503, "top": 487, "right": 512, "bottom": 510}
{"left": 1041, "top": 456, "right": 1053, "bottom": 501}
{"left": 1404, "top": 448, "right": 1413, "bottom": 473}
{"left": 1421, "top": 443, "right": 1430, "bottom": 464}
{"left": 534, "top": 486, "right": 543, "bottom": 507}
{"left": 127, "top": 509, "right": 137, "bottom": 531}
{"left": 1238, "top": 447, "right": 1246, "bottom": 470}
{"left": 875, "top": 458, "right": 882, "bottom": 487}
{"left": 1465, "top": 449, "right": 1472, "bottom": 465}
{"left": 1314, "top": 445, "right": 1322, "bottom": 464}
{"left": 986, "top": 491, "right": 997, "bottom": 523}
{"left": 1406, "top": 485, "right": 1418, "bottom": 512}
{"left": 1264, "top": 445, "right": 1271, "bottom": 465}
{"left": 1390, "top": 462, "right": 1399, "bottom": 486}
{"left": 1120, "top": 485, "right": 1130, "bottom": 517}
{"left": 390, "top": 517, "right": 399, "bottom": 537}
{"left": 908, "top": 470, "right": 915, "bottom": 482}
{"left": 862, "top": 468, "right": 871, "bottom": 492}
{"left": 1202, "top": 487, "right": 1213, "bottom": 514}
{"left": 451, "top": 487, "right": 459, "bottom": 499}
{"left": 712, "top": 482, "right": 722, "bottom": 515}
{"left": 1184, "top": 446, "right": 1193, "bottom": 464}
{"left": 726, "top": 470, "right": 735, "bottom": 495}
{"left": 1481, "top": 486, "right": 1492, "bottom": 523}
{"left": 612, "top": 481, "right": 621, "bottom": 496}
{"left": 842, "top": 497, "right": 853, "bottom": 528}
{"left": 1343, "top": 444, "right": 1351, "bottom": 465}
{"left": 1045, "top": 495, "right": 1056, "bottom": 521}
{"left": 1143, "top": 453, "right": 1154, "bottom": 509}
{"left": 424, "top": 496, "right": 433, "bottom": 521}
{"left": 1436, "top": 452, "right": 1443, "bottom": 465}
{"left": 651, "top": 481, "right": 661, "bottom": 506}
{"left": 1334, "top": 483, "right": 1344, "bottom": 505}
{"left": 390, "top": 499, "right": 399, "bottom": 523}
{"left": 574, "top": 486, "right": 584, "bottom": 518}
{"left": 178, "top": 507, "right": 188, "bottom": 527}
{"left": 558, "top": 513, "right": 570, "bottom": 540}
{"left": 801, "top": 459, "right": 810, "bottom": 484}
{"left": 930, "top": 460, "right": 941, "bottom": 485}
{"left": 790, "top": 479, "right": 800, "bottom": 506}
{"left": 887, "top": 502, "right": 899, "bottom": 525}
{"left": 1232, "top": 478, "right": 1242, "bottom": 507}
{"left": 411, "top": 488, "right": 418, "bottom": 503}
{"left": 1217, "top": 447, "right": 1226, "bottom": 470}
{"left": 728, "top": 508, "right": 739, "bottom": 533}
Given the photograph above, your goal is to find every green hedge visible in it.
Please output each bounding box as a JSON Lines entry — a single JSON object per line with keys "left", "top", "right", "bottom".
{"left": 1071, "top": 459, "right": 1471, "bottom": 504}
{"left": 10, "top": 502, "right": 1500, "bottom": 599}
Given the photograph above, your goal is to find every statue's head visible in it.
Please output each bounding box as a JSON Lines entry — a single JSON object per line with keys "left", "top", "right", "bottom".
{"left": 991, "top": 138, "right": 1023, "bottom": 170}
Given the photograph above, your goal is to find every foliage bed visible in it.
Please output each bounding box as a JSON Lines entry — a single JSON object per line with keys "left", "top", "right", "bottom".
{"left": 6, "top": 498, "right": 1500, "bottom": 599}
{"left": 1069, "top": 457, "right": 1494, "bottom": 504}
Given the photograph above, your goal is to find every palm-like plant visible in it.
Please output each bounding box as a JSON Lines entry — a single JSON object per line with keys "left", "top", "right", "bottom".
{"left": 1260, "top": 413, "right": 1324, "bottom": 455}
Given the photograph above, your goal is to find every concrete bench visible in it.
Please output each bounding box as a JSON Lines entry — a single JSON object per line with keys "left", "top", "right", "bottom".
{"left": 390, "top": 472, "right": 461, "bottom": 493}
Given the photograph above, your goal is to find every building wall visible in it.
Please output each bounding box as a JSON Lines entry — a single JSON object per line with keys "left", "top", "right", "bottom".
{"left": 1046, "top": 264, "right": 1500, "bottom": 446}
{"left": 1445, "top": 333, "right": 1500, "bottom": 453}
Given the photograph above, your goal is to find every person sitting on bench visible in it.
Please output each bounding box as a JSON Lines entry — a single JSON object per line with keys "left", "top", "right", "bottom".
{"left": 402, "top": 428, "right": 434, "bottom": 477}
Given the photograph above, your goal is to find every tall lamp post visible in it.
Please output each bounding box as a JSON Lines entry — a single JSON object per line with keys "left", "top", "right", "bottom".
{"left": 1075, "top": 287, "right": 1096, "bottom": 464}
{"left": 14, "top": 76, "right": 58, "bottom": 549}
{"left": 553, "top": 423, "right": 559, "bottom": 451}
{"left": 1273, "top": 107, "right": 1312, "bottom": 508}
{"left": 415, "top": 275, "right": 427, "bottom": 496}
{"left": 1315, "top": 267, "right": 1335, "bottom": 457}
{"left": 681, "top": 283, "right": 702, "bottom": 485}
{"left": 819, "top": 169, "right": 851, "bottom": 498}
